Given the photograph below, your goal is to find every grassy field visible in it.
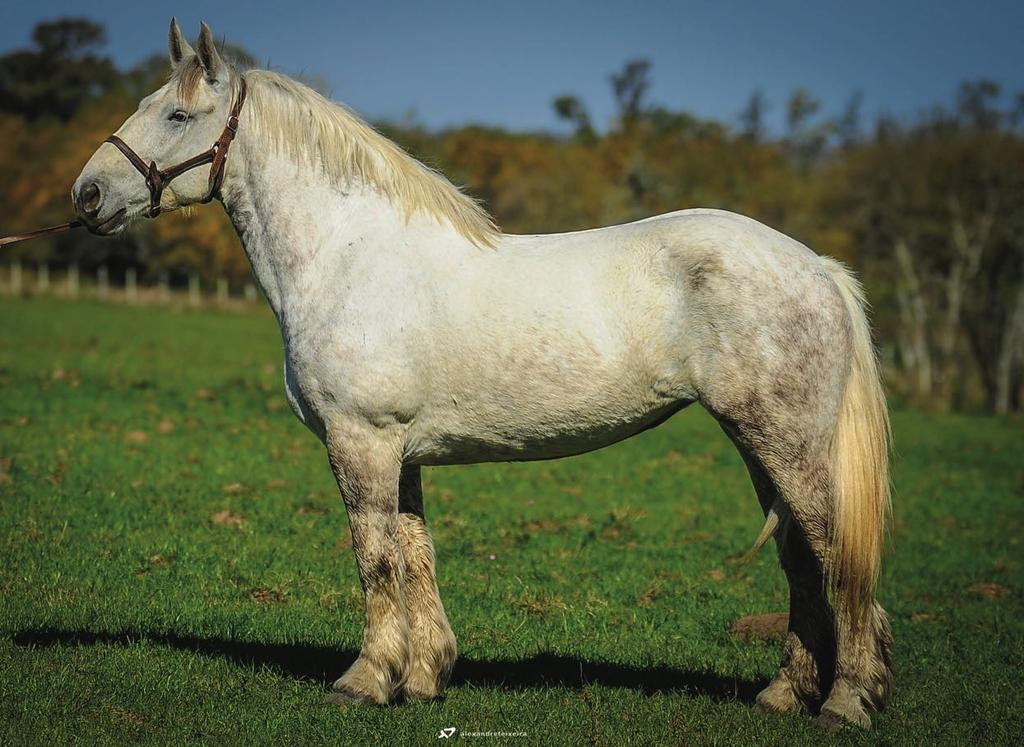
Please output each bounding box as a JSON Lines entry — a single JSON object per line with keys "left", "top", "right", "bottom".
{"left": 1, "top": 295, "right": 1021, "bottom": 745}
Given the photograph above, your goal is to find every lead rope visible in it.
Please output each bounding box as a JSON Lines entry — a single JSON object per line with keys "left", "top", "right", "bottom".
{"left": 0, "top": 221, "right": 83, "bottom": 248}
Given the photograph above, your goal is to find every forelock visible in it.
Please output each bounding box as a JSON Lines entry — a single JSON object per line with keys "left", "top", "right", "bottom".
{"left": 172, "top": 57, "right": 207, "bottom": 108}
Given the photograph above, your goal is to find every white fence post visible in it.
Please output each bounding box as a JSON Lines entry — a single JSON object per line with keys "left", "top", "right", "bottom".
{"left": 126, "top": 267, "right": 138, "bottom": 303}
{"left": 10, "top": 260, "right": 22, "bottom": 295}
{"left": 68, "top": 263, "right": 79, "bottom": 298}
{"left": 38, "top": 263, "right": 50, "bottom": 293}
{"left": 189, "top": 274, "right": 200, "bottom": 306}
{"left": 158, "top": 271, "right": 170, "bottom": 302}
{"left": 217, "top": 277, "right": 228, "bottom": 305}
{"left": 97, "top": 265, "right": 109, "bottom": 298}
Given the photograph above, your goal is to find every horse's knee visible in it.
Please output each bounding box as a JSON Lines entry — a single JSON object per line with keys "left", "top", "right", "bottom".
{"left": 399, "top": 513, "right": 435, "bottom": 575}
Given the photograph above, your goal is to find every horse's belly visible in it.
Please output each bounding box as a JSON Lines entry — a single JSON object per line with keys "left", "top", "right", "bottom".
{"left": 407, "top": 304, "right": 697, "bottom": 464}
{"left": 405, "top": 387, "right": 694, "bottom": 466}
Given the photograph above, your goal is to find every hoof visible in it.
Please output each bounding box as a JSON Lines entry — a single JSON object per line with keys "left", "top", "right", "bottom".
{"left": 328, "top": 657, "right": 396, "bottom": 706}
{"left": 402, "top": 671, "right": 445, "bottom": 702}
{"left": 327, "top": 684, "right": 384, "bottom": 707}
{"left": 754, "top": 678, "right": 804, "bottom": 715}
{"left": 816, "top": 700, "right": 871, "bottom": 731}
{"left": 403, "top": 686, "right": 441, "bottom": 702}
{"left": 403, "top": 688, "right": 443, "bottom": 703}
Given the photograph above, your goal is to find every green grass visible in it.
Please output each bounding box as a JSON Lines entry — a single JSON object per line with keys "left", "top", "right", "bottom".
{"left": 1, "top": 295, "right": 1021, "bottom": 745}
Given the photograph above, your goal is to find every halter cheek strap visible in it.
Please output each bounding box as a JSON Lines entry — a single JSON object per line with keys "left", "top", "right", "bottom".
{"left": 105, "top": 76, "right": 248, "bottom": 218}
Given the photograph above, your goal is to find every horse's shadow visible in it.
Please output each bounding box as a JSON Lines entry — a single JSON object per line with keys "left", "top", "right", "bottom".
{"left": 10, "top": 628, "right": 763, "bottom": 703}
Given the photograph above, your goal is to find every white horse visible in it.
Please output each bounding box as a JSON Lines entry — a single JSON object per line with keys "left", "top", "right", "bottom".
{"left": 73, "top": 20, "right": 892, "bottom": 729}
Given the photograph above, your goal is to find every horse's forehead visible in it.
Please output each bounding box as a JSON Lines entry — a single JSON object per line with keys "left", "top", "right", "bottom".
{"left": 138, "top": 85, "right": 171, "bottom": 111}
{"left": 135, "top": 80, "right": 210, "bottom": 115}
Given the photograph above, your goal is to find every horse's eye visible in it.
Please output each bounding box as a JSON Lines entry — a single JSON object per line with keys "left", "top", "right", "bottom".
{"left": 168, "top": 110, "right": 189, "bottom": 123}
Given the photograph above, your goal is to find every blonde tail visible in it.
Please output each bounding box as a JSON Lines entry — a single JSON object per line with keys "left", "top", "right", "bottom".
{"left": 821, "top": 258, "right": 892, "bottom": 630}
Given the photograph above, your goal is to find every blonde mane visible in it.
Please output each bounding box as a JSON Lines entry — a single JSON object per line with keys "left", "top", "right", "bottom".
{"left": 175, "top": 60, "right": 499, "bottom": 247}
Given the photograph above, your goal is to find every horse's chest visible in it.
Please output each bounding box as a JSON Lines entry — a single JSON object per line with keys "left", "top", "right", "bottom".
{"left": 279, "top": 321, "right": 423, "bottom": 441}
{"left": 283, "top": 355, "right": 328, "bottom": 442}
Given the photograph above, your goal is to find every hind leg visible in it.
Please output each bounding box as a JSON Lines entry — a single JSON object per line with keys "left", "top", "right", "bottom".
{"left": 784, "top": 465, "right": 892, "bottom": 731}
{"left": 731, "top": 442, "right": 835, "bottom": 715}
{"left": 740, "top": 418, "right": 892, "bottom": 728}
{"left": 694, "top": 253, "right": 891, "bottom": 727}
{"left": 726, "top": 421, "right": 892, "bottom": 728}
{"left": 397, "top": 466, "right": 458, "bottom": 700}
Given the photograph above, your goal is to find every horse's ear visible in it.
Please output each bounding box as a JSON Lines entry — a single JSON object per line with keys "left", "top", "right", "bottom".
{"left": 197, "top": 21, "right": 223, "bottom": 80}
{"left": 168, "top": 17, "right": 194, "bottom": 67}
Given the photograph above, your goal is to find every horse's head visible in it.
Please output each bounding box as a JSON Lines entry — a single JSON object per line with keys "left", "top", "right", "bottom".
{"left": 73, "top": 19, "right": 240, "bottom": 235}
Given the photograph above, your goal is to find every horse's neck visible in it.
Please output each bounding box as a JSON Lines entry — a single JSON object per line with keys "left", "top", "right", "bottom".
{"left": 219, "top": 143, "right": 470, "bottom": 321}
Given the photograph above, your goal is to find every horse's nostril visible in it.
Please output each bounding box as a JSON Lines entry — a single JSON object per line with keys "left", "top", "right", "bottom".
{"left": 79, "top": 182, "right": 102, "bottom": 218}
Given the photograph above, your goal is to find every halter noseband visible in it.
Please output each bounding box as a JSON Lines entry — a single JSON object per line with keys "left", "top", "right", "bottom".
{"left": 104, "top": 77, "right": 248, "bottom": 218}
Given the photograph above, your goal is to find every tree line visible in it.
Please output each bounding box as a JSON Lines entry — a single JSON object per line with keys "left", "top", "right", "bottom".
{"left": 2, "top": 19, "right": 1022, "bottom": 413}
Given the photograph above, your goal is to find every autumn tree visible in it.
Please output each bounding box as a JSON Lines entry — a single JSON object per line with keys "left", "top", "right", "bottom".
{"left": 739, "top": 90, "right": 768, "bottom": 142}
{"left": 0, "top": 19, "right": 118, "bottom": 121}
{"left": 609, "top": 59, "right": 652, "bottom": 125}
{"left": 552, "top": 95, "right": 595, "bottom": 142}
{"left": 824, "top": 81, "right": 1024, "bottom": 411}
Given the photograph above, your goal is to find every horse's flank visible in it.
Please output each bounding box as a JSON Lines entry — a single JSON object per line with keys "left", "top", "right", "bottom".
{"left": 174, "top": 57, "right": 499, "bottom": 247}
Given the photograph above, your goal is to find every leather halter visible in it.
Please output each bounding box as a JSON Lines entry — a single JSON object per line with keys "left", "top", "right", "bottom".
{"left": 0, "top": 78, "right": 248, "bottom": 248}
{"left": 104, "top": 77, "right": 248, "bottom": 218}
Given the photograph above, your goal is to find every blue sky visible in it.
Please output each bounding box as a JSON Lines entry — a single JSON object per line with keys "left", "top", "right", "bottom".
{"left": 2, "top": 1, "right": 1022, "bottom": 133}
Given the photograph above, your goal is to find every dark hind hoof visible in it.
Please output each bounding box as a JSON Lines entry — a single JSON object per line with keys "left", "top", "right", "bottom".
{"left": 327, "top": 684, "right": 382, "bottom": 707}
{"left": 816, "top": 701, "right": 871, "bottom": 731}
